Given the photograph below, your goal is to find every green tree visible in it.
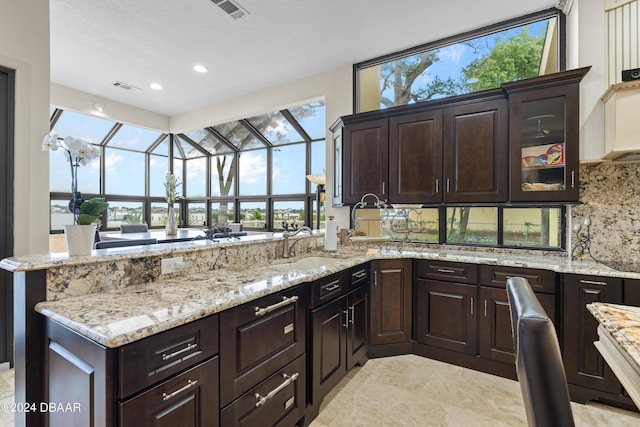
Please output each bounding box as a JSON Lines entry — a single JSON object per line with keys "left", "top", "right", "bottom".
{"left": 459, "top": 28, "right": 545, "bottom": 92}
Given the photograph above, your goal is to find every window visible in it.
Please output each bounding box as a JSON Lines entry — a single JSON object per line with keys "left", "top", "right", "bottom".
{"left": 273, "top": 144, "right": 305, "bottom": 194}
{"left": 355, "top": 9, "right": 562, "bottom": 113}
{"left": 273, "top": 201, "right": 305, "bottom": 231}
{"left": 106, "top": 201, "right": 145, "bottom": 229}
{"left": 238, "top": 149, "right": 267, "bottom": 196}
{"left": 105, "top": 148, "right": 145, "bottom": 196}
{"left": 240, "top": 201, "right": 266, "bottom": 230}
{"left": 446, "top": 207, "right": 498, "bottom": 245}
{"left": 187, "top": 202, "right": 206, "bottom": 227}
{"left": 211, "top": 201, "right": 234, "bottom": 226}
{"left": 48, "top": 100, "right": 325, "bottom": 232}
{"left": 503, "top": 207, "right": 562, "bottom": 248}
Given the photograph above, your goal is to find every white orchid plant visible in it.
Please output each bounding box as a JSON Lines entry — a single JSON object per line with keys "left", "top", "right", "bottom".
{"left": 42, "top": 133, "right": 108, "bottom": 225}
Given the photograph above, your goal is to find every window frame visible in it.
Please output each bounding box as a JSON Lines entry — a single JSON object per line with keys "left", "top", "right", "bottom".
{"left": 352, "top": 8, "right": 565, "bottom": 113}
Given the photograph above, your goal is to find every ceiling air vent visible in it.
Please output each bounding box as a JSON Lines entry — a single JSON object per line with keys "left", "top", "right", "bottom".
{"left": 210, "top": 0, "right": 249, "bottom": 19}
{"left": 112, "top": 81, "right": 141, "bottom": 92}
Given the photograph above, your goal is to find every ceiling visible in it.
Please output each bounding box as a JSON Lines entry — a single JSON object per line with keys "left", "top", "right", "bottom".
{"left": 50, "top": 0, "right": 557, "bottom": 117}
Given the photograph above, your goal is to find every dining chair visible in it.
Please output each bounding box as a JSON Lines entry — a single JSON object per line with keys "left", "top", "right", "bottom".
{"left": 94, "top": 238, "right": 157, "bottom": 249}
{"left": 120, "top": 224, "right": 149, "bottom": 233}
{"left": 506, "top": 276, "right": 575, "bottom": 427}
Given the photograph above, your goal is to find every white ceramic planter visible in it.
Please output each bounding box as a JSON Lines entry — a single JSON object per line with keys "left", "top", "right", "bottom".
{"left": 64, "top": 224, "right": 96, "bottom": 256}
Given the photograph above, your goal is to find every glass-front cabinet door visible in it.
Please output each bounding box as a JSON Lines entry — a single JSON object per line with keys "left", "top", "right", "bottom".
{"left": 506, "top": 68, "right": 589, "bottom": 202}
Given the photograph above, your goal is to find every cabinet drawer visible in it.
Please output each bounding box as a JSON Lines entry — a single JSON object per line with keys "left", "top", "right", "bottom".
{"left": 309, "top": 271, "right": 347, "bottom": 309}
{"left": 414, "top": 260, "right": 477, "bottom": 284}
{"left": 119, "top": 315, "right": 219, "bottom": 399}
{"left": 120, "top": 356, "right": 219, "bottom": 427}
{"left": 220, "top": 285, "right": 306, "bottom": 406}
{"left": 349, "top": 263, "right": 369, "bottom": 290}
{"left": 221, "top": 354, "right": 306, "bottom": 427}
{"left": 479, "top": 265, "right": 556, "bottom": 293}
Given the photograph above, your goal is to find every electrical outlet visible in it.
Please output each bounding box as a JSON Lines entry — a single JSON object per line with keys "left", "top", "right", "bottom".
{"left": 161, "top": 256, "right": 184, "bottom": 275}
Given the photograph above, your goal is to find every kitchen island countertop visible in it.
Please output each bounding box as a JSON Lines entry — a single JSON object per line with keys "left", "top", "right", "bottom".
{"left": 30, "top": 242, "right": 640, "bottom": 349}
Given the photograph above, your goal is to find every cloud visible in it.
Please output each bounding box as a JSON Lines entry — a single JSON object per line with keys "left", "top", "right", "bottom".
{"left": 239, "top": 152, "right": 266, "bottom": 185}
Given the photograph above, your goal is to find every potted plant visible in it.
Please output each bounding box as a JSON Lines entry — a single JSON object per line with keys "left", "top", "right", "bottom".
{"left": 43, "top": 133, "right": 108, "bottom": 255}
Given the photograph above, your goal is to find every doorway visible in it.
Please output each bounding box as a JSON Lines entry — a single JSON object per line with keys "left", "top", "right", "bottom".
{"left": 0, "top": 66, "right": 15, "bottom": 367}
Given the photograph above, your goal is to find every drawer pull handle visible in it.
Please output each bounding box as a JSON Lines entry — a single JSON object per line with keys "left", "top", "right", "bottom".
{"left": 254, "top": 372, "right": 299, "bottom": 408}
{"left": 162, "top": 343, "right": 198, "bottom": 361}
{"left": 484, "top": 299, "right": 488, "bottom": 317}
{"left": 470, "top": 297, "right": 474, "bottom": 315}
{"left": 343, "top": 310, "right": 348, "bottom": 328}
{"left": 437, "top": 268, "right": 456, "bottom": 274}
{"left": 579, "top": 279, "right": 608, "bottom": 286}
{"left": 353, "top": 270, "right": 367, "bottom": 279}
{"left": 349, "top": 306, "right": 355, "bottom": 324}
{"left": 162, "top": 379, "right": 198, "bottom": 401}
{"left": 322, "top": 281, "right": 341, "bottom": 293}
{"left": 255, "top": 295, "right": 299, "bottom": 316}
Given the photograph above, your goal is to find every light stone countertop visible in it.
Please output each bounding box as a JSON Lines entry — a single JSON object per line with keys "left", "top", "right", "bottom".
{"left": 31, "top": 243, "right": 640, "bottom": 349}
{"left": 587, "top": 303, "right": 640, "bottom": 380}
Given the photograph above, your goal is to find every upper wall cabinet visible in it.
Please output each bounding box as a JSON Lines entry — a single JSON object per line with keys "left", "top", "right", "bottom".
{"left": 442, "top": 98, "right": 508, "bottom": 203}
{"left": 504, "top": 67, "right": 590, "bottom": 202}
{"left": 331, "top": 67, "right": 590, "bottom": 206}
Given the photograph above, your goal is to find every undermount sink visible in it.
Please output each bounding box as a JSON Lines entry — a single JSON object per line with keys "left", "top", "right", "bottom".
{"left": 272, "top": 256, "right": 341, "bottom": 272}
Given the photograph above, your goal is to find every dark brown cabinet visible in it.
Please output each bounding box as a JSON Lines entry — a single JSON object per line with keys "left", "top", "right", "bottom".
{"left": 442, "top": 98, "right": 508, "bottom": 203}
{"left": 120, "top": 357, "right": 219, "bottom": 427}
{"left": 388, "top": 110, "right": 443, "bottom": 204}
{"left": 331, "top": 68, "right": 589, "bottom": 206}
{"left": 308, "top": 266, "right": 369, "bottom": 417}
{"left": 478, "top": 265, "right": 556, "bottom": 365}
{"left": 370, "top": 259, "right": 412, "bottom": 345}
{"left": 220, "top": 355, "right": 306, "bottom": 427}
{"left": 415, "top": 278, "right": 477, "bottom": 354}
{"left": 563, "top": 274, "right": 623, "bottom": 397}
{"left": 340, "top": 118, "right": 388, "bottom": 205}
{"left": 332, "top": 96, "right": 507, "bottom": 205}
{"left": 46, "top": 314, "right": 220, "bottom": 427}
{"left": 219, "top": 285, "right": 307, "bottom": 411}
{"left": 505, "top": 67, "right": 589, "bottom": 202}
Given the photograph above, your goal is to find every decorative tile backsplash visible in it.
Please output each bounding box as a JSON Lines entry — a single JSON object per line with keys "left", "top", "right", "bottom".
{"left": 574, "top": 162, "right": 640, "bottom": 264}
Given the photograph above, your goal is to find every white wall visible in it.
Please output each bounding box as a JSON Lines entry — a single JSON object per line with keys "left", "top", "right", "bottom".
{"left": 50, "top": 84, "right": 170, "bottom": 132}
{"left": 0, "top": 0, "right": 51, "bottom": 255}
{"left": 570, "top": 0, "right": 609, "bottom": 161}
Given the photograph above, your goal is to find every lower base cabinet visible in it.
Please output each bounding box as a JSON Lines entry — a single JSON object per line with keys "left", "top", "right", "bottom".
{"left": 370, "top": 259, "right": 412, "bottom": 346}
{"left": 415, "top": 278, "right": 477, "bottom": 354}
{"left": 563, "top": 274, "right": 624, "bottom": 397}
{"left": 120, "top": 357, "right": 219, "bottom": 427}
{"left": 220, "top": 355, "right": 306, "bottom": 427}
{"left": 308, "top": 266, "right": 369, "bottom": 418}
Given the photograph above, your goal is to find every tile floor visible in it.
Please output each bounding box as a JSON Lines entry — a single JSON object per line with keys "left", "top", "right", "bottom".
{"left": 0, "top": 368, "right": 14, "bottom": 427}
{"left": 1, "top": 355, "right": 639, "bottom": 426}
{"left": 309, "top": 355, "right": 640, "bottom": 427}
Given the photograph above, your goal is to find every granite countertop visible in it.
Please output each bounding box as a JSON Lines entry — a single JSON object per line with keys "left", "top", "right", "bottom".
{"left": 587, "top": 302, "right": 640, "bottom": 374}
{"left": 32, "top": 243, "right": 640, "bottom": 349}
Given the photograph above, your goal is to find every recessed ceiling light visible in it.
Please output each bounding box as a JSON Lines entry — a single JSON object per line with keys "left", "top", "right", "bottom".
{"left": 193, "top": 65, "right": 208, "bottom": 73}
{"left": 149, "top": 82, "right": 163, "bottom": 90}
